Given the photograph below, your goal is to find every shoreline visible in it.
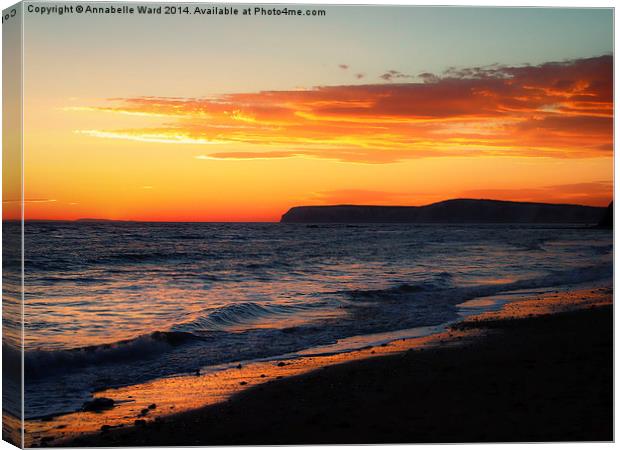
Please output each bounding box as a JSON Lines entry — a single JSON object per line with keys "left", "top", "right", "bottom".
{"left": 38, "top": 283, "right": 613, "bottom": 446}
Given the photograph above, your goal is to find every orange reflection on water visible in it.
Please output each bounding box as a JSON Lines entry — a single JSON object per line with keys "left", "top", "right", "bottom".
{"left": 24, "top": 327, "right": 477, "bottom": 447}
{"left": 470, "top": 286, "right": 612, "bottom": 322}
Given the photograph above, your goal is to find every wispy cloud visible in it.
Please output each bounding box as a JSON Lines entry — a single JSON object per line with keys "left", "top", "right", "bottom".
{"left": 3, "top": 198, "right": 57, "bottom": 204}
{"left": 73, "top": 55, "right": 612, "bottom": 164}
{"left": 77, "top": 130, "right": 223, "bottom": 145}
{"left": 195, "top": 151, "right": 304, "bottom": 161}
{"left": 379, "top": 69, "right": 414, "bottom": 81}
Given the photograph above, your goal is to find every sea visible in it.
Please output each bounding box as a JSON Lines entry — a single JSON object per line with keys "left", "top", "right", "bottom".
{"left": 2, "top": 221, "right": 613, "bottom": 419}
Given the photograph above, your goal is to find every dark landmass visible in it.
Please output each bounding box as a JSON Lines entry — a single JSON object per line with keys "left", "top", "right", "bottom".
{"left": 64, "top": 303, "right": 612, "bottom": 446}
{"left": 597, "top": 202, "right": 613, "bottom": 229}
{"left": 280, "top": 199, "right": 606, "bottom": 224}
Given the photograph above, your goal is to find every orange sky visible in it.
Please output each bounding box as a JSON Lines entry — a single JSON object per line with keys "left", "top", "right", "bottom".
{"left": 13, "top": 9, "right": 614, "bottom": 222}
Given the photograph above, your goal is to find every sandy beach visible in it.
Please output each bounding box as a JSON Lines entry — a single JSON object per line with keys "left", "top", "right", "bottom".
{"left": 46, "top": 285, "right": 612, "bottom": 446}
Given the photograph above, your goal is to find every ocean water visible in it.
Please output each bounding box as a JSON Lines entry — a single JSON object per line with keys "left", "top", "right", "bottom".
{"left": 4, "top": 222, "right": 613, "bottom": 419}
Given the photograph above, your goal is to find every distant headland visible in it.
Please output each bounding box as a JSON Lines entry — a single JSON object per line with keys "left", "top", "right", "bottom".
{"left": 280, "top": 199, "right": 608, "bottom": 224}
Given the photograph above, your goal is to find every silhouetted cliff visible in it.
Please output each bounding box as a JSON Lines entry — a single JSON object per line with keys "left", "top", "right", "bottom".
{"left": 280, "top": 199, "right": 606, "bottom": 224}
{"left": 597, "top": 202, "right": 613, "bottom": 229}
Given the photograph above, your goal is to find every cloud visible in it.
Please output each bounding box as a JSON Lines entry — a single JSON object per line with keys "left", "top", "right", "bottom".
{"left": 77, "top": 130, "right": 223, "bottom": 145}
{"left": 73, "top": 55, "right": 612, "bottom": 164}
{"left": 196, "top": 151, "right": 303, "bottom": 161}
{"left": 418, "top": 72, "right": 439, "bottom": 83}
{"left": 379, "top": 69, "right": 414, "bottom": 81}
{"left": 3, "top": 198, "right": 57, "bottom": 203}
{"left": 338, "top": 64, "right": 349, "bottom": 70}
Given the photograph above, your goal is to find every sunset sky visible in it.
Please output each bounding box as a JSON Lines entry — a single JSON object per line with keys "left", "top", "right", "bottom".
{"left": 18, "top": 6, "right": 613, "bottom": 221}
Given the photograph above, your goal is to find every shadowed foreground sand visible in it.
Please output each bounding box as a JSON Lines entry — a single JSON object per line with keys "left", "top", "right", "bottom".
{"left": 62, "top": 288, "right": 612, "bottom": 446}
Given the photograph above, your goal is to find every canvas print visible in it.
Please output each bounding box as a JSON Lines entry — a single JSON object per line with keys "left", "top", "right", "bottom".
{"left": 2, "top": 2, "right": 614, "bottom": 447}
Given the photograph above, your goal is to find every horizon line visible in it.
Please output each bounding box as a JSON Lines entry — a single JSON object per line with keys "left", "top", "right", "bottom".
{"left": 5, "top": 197, "right": 611, "bottom": 223}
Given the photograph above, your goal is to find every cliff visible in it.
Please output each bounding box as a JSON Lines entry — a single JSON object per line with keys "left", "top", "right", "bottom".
{"left": 280, "top": 199, "right": 606, "bottom": 224}
{"left": 596, "top": 202, "right": 613, "bottom": 229}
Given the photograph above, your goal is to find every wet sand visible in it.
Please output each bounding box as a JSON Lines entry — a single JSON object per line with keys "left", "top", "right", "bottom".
{"left": 56, "top": 286, "right": 612, "bottom": 446}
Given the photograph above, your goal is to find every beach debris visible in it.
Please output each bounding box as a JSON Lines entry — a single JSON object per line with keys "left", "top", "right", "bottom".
{"left": 260, "top": 374, "right": 267, "bottom": 378}
{"left": 277, "top": 362, "right": 287, "bottom": 367}
{"left": 82, "top": 397, "right": 115, "bottom": 412}
{"left": 236, "top": 363, "right": 243, "bottom": 369}
{"left": 240, "top": 381, "right": 248, "bottom": 385}
{"left": 134, "top": 419, "right": 147, "bottom": 427}
{"left": 194, "top": 369, "right": 200, "bottom": 376}
{"left": 148, "top": 403, "right": 157, "bottom": 410}
{"left": 100, "top": 425, "right": 112, "bottom": 432}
